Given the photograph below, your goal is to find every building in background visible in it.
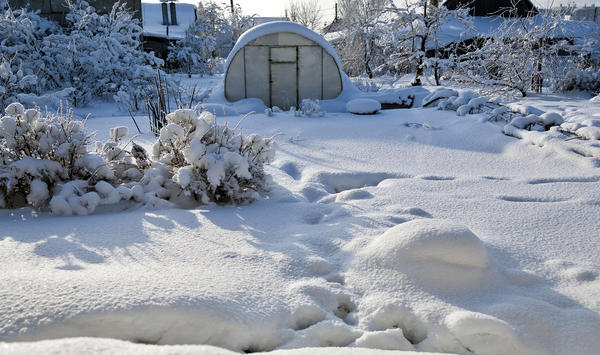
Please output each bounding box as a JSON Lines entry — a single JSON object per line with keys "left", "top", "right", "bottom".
{"left": 7, "top": 0, "right": 142, "bottom": 22}
{"left": 444, "top": 0, "right": 538, "bottom": 17}
{"left": 142, "top": 1, "right": 197, "bottom": 60}
{"left": 568, "top": 5, "right": 600, "bottom": 24}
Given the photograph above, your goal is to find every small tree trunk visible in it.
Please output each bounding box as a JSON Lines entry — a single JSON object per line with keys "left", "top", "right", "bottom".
{"left": 412, "top": 58, "right": 423, "bottom": 86}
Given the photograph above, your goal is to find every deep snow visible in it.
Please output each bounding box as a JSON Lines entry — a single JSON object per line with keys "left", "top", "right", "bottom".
{"left": 1, "top": 82, "right": 600, "bottom": 354}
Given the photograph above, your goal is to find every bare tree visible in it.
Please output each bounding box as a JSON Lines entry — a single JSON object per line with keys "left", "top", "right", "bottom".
{"left": 287, "top": 0, "right": 323, "bottom": 30}
{"left": 337, "top": 0, "right": 389, "bottom": 78}
{"left": 386, "top": 0, "right": 471, "bottom": 86}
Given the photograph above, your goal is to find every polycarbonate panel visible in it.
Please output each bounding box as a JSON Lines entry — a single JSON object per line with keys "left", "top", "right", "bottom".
{"left": 298, "top": 46, "right": 322, "bottom": 101}
{"left": 244, "top": 46, "right": 270, "bottom": 106}
{"left": 270, "top": 47, "right": 296, "bottom": 62}
{"left": 249, "top": 32, "right": 315, "bottom": 46}
{"left": 225, "top": 50, "right": 245, "bottom": 102}
{"left": 270, "top": 62, "right": 297, "bottom": 109}
{"left": 322, "top": 52, "right": 342, "bottom": 99}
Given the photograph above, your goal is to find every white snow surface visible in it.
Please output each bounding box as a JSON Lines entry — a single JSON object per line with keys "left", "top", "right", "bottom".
{"left": 346, "top": 99, "right": 381, "bottom": 115}
{"left": 2, "top": 88, "right": 600, "bottom": 354}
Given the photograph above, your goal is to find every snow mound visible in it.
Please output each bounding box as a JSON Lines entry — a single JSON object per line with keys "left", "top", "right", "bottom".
{"left": 445, "top": 311, "right": 526, "bottom": 355}
{"left": 346, "top": 99, "right": 381, "bottom": 115}
{"left": 354, "top": 328, "right": 414, "bottom": 351}
{"left": 282, "top": 320, "right": 361, "bottom": 348}
{"left": 364, "top": 219, "right": 489, "bottom": 269}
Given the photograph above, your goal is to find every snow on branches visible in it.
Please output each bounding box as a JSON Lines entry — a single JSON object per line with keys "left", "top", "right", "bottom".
{"left": 0, "top": 103, "right": 276, "bottom": 215}
{"left": 151, "top": 109, "right": 276, "bottom": 205}
{"left": 0, "top": 0, "right": 160, "bottom": 108}
{"left": 167, "top": 1, "right": 253, "bottom": 75}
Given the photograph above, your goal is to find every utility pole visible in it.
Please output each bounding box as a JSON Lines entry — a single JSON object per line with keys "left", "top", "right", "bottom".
{"left": 335, "top": 3, "right": 338, "bottom": 21}
{"left": 230, "top": 0, "right": 234, "bottom": 14}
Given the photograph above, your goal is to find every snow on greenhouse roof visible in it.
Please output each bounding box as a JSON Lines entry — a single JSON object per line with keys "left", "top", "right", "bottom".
{"left": 224, "top": 21, "right": 344, "bottom": 76}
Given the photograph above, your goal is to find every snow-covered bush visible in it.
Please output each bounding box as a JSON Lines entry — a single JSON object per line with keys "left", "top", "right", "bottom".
{"left": 300, "top": 99, "right": 323, "bottom": 117}
{"left": 0, "top": 103, "right": 115, "bottom": 210}
{"left": 423, "top": 89, "right": 489, "bottom": 116}
{"left": 0, "top": 56, "right": 38, "bottom": 107}
{"left": 551, "top": 67, "right": 600, "bottom": 95}
{"left": 150, "top": 109, "right": 276, "bottom": 204}
{"left": 423, "top": 88, "right": 565, "bottom": 132}
{"left": 0, "top": 102, "right": 276, "bottom": 214}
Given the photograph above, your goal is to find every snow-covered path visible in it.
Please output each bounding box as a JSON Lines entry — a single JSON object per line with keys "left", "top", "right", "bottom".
{"left": 2, "top": 105, "right": 599, "bottom": 354}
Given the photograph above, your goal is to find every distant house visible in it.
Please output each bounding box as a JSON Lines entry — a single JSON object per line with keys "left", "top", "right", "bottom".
{"left": 433, "top": 0, "right": 599, "bottom": 53}
{"left": 568, "top": 5, "right": 600, "bottom": 24}
{"left": 444, "top": 0, "right": 538, "bottom": 17}
{"left": 7, "top": 0, "right": 142, "bottom": 23}
{"left": 141, "top": 1, "right": 197, "bottom": 60}
{"left": 6, "top": 0, "right": 197, "bottom": 60}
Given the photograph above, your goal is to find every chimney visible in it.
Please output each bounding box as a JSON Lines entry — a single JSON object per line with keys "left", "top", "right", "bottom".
{"left": 170, "top": 1, "right": 177, "bottom": 25}
{"left": 161, "top": 1, "right": 169, "bottom": 25}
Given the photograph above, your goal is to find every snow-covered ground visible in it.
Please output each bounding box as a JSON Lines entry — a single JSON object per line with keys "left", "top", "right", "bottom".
{"left": 1, "top": 79, "right": 600, "bottom": 355}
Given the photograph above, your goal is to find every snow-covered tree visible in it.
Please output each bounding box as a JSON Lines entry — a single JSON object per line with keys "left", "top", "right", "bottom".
{"left": 384, "top": 0, "right": 471, "bottom": 86}
{"left": 0, "top": 4, "right": 59, "bottom": 105}
{"left": 39, "top": 0, "right": 161, "bottom": 106}
{"left": 337, "top": 0, "right": 389, "bottom": 78}
{"left": 449, "top": 8, "right": 579, "bottom": 97}
{"left": 167, "top": 20, "right": 216, "bottom": 75}
{"left": 168, "top": 1, "right": 253, "bottom": 74}
{"left": 287, "top": 0, "right": 323, "bottom": 30}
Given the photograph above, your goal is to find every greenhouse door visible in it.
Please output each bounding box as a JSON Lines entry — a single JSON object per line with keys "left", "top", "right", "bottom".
{"left": 269, "top": 47, "right": 298, "bottom": 110}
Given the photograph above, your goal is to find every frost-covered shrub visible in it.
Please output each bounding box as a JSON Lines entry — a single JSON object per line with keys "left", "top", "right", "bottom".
{"left": 0, "top": 103, "right": 114, "bottom": 209}
{"left": 422, "top": 88, "right": 565, "bottom": 133}
{"left": 551, "top": 68, "right": 600, "bottom": 95}
{"left": 423, "top": 89, "right": 490, "bottom": 115}
{"left": 0, "top": 57, "right": 38, "bottom": 107}
{"left": 300, "top": 99, "right": 323, "bottom": 117}
{"left": 95, "top": 126, "right": 150, "bottom": 183}
{"left": 0, "top": 103, "right": 276, "bottom": 214}
{"left": 150, "top": 109, "right": 276, "bottom": 204}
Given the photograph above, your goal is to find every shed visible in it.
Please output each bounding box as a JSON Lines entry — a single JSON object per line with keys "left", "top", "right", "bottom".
{"left": 444, "top": 0, "right": 538, "bottom": 18}
{"left": 224, "top": 22, "right": 344, "bottom": 110}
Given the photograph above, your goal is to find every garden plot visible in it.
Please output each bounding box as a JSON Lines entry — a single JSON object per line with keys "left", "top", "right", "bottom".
{"left": 1, "top": 96, "right": 600, "bottom": 355}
